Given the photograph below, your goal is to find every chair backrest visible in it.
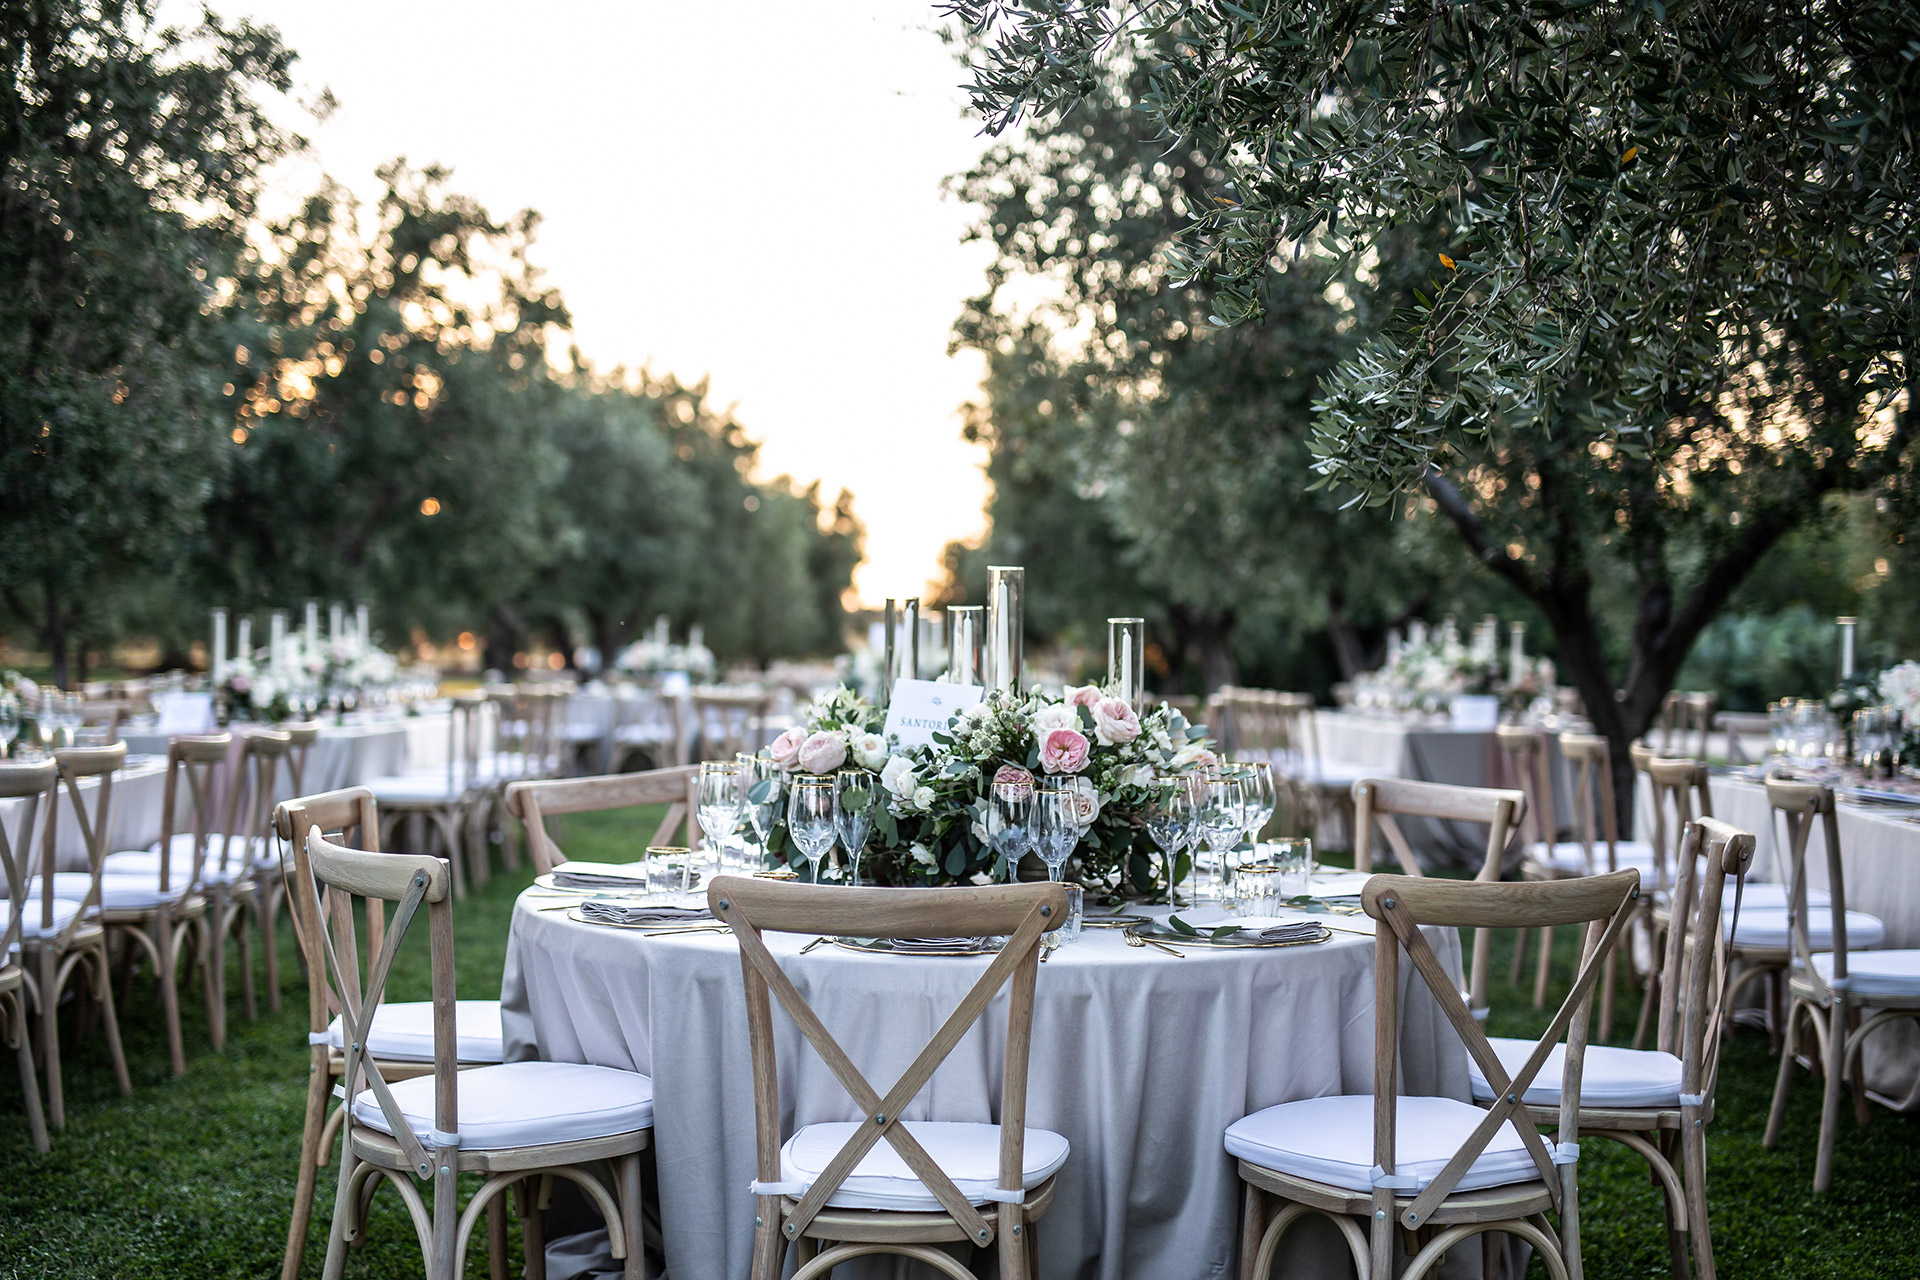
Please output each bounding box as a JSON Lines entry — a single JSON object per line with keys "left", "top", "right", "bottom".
{"left": 1764, "top": 779, "right": 1854, "bottom": 996}
{"left": 79, "top": 700, "right": 129, "bottom": 740}
{"left": 280, "top": 722, "right": 323, "bottom": 796}
{"left": 1644, "top": 756, "right": 1711, "bottom": 893}
{"left": 0, "top": 759, "right": 58, "bottom": 965}
{"left": 304, "top": 827, "right": 457, "bottom": 1182}
{"left": 274, "top": 787, "right": 382, "bottom": 1041}
{"left": 1656, "top": 816, "right": 1754, "bottom": 1078}
{"left": 708, "top": 876, "right": 1068, "bottom": 1248}
{"left": 217, "top": 731, "right": 291, "bottom": 881}
{"left": 1656, "top": 691, "right": 1685, "bottom": 751}
{"left": 153, "top": 735, "right": 232, "bottom": 896}
{"left": 504, "top": 766, "right": 699, "bottom": 874}
{"left": 1714, "top": 712, "right": 1772, "bottom": 766}
{"left": 1352, "top": 777, "right": 1526, "bottom": 1015}
{"left": 692, "top": 691, "right": 772, "bottom": 761}
{"left": 1557, "top": 734, "right": 1631, "bottom": 876}
{"left": 1362, "top": 870, "right": 1640, "bottom": 1251}
{"left": 1494, "top": 725, "right": 1556, "bottom": 861}
{"left": 39, "top": 744, "right": 130, "bottom": 946}
{"left": 1682, "top": 693, "right": 1717, "bottom": 761}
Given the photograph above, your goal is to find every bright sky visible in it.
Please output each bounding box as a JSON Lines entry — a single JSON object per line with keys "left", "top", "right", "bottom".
{"left": 210, "top": 0, "right": 997, "bottom": 604}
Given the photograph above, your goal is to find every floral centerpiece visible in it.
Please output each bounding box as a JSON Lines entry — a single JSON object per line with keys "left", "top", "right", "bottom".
{"left": 1357, "top": 634, "right": 1554, "bottom": 721}
{"left": 615, "top": 634, "right": 717, "bottom": 682}
{"left": 216, "top": 654, "right": 294, "bottom": 723}
{"left": 756, "top": 683, "right": 1214, "bottom": 898}
{"left": 1876, "top": 661, "right": 1920, "bottom": 767}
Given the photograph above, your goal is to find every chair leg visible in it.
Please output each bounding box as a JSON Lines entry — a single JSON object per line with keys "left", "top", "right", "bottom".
{"left": 206, "top": 898, "right": 228, "bottom": 1052}
{"left": 38, "top": 948, "right": 64, "bottom": 1129}
{"left": 151, "top": 914, "right": 186, "bottom": 1076}
{"left": 320, "top": 1154, "right": 359, "bottom": 1280}
{"left": 1238, "top": 1182, "right": 1268, "bottom": 1280}
{"left": 1681, "top": 1121, "right": 1716, "bottom": 1280}
{"left": 1511, "top": 928, "right": 1530, "bottom": 986}
{"left": 1633, "top": 965, "right": 1660, "bottom": 1051}
{"left": 1764, "top": 1000, "right": 1800, "bottom": 1149}
{"left": 1815, "top": 1000, "right": 1846, "bottom": 1191}
{"left": 260, "top": 884, "right": 284, "bottom": 1015}
{"left": 283, "top": 1057, "right": 331, "bottom": 1280}
{"left": 8, "top": 993, "right": 49, "bottom": 1152}
{"left": 1599, "top": 948, "right": 1618, "bottom": 1043}
{"left": 1847, "top": 1006, "right": 1871, "bottom": 1129}
{"left": 520, "top": 1176, "right": 548, "bottom": 1280}
{"left": 88, "top": 941, "right": 131, "bottom": 1096}
{"left": 749, "top": 1196, "right": 784, "bottom": 1280}
{"left": 620, "top": 1153, "right": 647, "bottom": 1280}
{"left": 487, "top": 1194, "right": 509, "bottom": 1280}
{"left": 237, "top": 899, "right": 258, "bottom": 1024}
{"left": 1533, "top": 923, "right": 1555, "bottom": 1008}
{"left": 997, "top": 1205, "right": 1029, "bottom": 1280}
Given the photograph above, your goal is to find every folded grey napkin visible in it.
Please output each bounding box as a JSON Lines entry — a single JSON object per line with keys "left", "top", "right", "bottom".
{"left": 1245, "top": 921, "right": 1329, "bottom": 944}
{"left": 552, "top": 862, "right": 651, "bottom": 889}
{"left": 576, "top": 901, "right": 713, "bottom": 927}
{"left": 886, "top": 936, "right": 995, "bottom": 953}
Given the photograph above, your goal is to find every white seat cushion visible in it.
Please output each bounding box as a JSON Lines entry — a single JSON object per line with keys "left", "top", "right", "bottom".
{"left": 365, "top": 774, "right": 467, "bottom": 805}
{"left": 1809, "top": 950, "right": 1920, "bottom": 998}
{"left": 352, "top": 1060, "right": 652, "bottom": 1149}
{"left": 1538, "top": 839, "right": 1658, "bottom": 875}
{"left": 107, "top": 837, "right": 268, "bottom": 878}
{"left": 1728, "top": 907, "right": 1884, "bottom": 950}
{"left": 0, "top": 898, "right": 85, "bottom": 942}
{"left": 1225, "top": 1094, "right": 1538, "bottom": 1194}
{"left": 779, "top": 1120, "right": 1069, "bottom": 1211}
{"left": 1285, "top": 759, "right": 1373, "bottom": 790}
{"left": 1720, "top": 883, "right": 1824, "bottom": 912}
{"left": 41, "top": 871, "right": 198, "bottom": 909}
{"left": 325, "top": 1000, "right": 505, "bottom": 1063}
{"left": 1468, "top": 1037, "right": 1683, "bottom": 1108}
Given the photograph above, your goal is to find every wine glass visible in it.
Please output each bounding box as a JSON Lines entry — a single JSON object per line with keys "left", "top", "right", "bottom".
{"left": 834, "top": 768, "right": 875, "bottom": 885}
{"left": 1144, "top": 772, "right": 1201, "bottom": 904}
{"left": 1031, "top": 782, "right": 1079, "bottom": 883}
{"left": 987, "top": 774, "right": 1035, "bottom": 882}
{"left": 696, "top": 760, "right": 746, "bottom": 879}
{"left": 787, "top": 776, "right": 838, "bottom": 884}
{"left": 1198, "top": 770, "right": 1248, "bottom": 906}
{"left": 0, "top": 694, "right": 18, "bottom": 759}
{"left": 737, "top": 752, "right": 783, "bottom": 869}
{"left": 1236, "top": 761, "right": 1277, "bottom": 853}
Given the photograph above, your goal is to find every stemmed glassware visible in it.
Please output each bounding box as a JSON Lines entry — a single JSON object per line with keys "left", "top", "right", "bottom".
{"left": 0, "top": 693, "right": 18, "bottom": 759}
{"left": 1145, "top": 771, "right": 1202, "bottom": 904}
{"left": 787, "top": 776, "right": 839, "bottom": 884}
{"left": 987, "top": 773, "right": 1035, "bottom": 882}
{"left": 1236, "top": 761, "right": 1277, "bottom": 855}
{"left": 1031, "top": 782, "right": 1079, "bottom": 883}
{"left": 1197, "top": 770, "right": 1248, "bottom": 906}
{"left": 834, "top": 768, "right": 875, "bottom": 885}
{"left": 738, "top": 752, "right": 784, "bottom": 870}
{"left": 696, "top": 760, "right": 747, "bottom": 881}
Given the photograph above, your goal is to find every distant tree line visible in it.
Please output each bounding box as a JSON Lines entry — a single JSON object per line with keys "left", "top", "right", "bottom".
{"left": 0, "top": 2, "right": 860, "bottom": 686}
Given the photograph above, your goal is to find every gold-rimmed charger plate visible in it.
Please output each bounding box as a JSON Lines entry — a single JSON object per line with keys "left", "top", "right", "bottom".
{"left": 1137, "top": 919, "right": 1332, "bottom": 949}
{"left": 1081, "top": 913, "right": 1152, "bottom": 929}
{"left": 833, "top": 936, "right": 1006, "bottom": 957}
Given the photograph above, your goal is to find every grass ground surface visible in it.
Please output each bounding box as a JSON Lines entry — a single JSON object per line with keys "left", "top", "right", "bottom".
{"left": 2, "top": 811, "right": 1916, "bottom": 1278}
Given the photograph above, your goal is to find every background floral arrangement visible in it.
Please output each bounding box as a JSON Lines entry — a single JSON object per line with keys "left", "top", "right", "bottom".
{"left": 756, "top": 682, "right": 1214, "bottom": 897}
{"left": 615, "top": 634, "right": 718, "bottom": 682}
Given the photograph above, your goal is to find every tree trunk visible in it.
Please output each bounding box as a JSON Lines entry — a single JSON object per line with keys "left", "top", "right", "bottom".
{"left": 42, "top": 584, "right": 71, "bottom": 691}
{"left": 585, "top": 607, "right": 622, "bottom": 678}
{"left": 1176, "top": 608, "right": 1238, "bottom": 694}
{"left": 483, "top": 603, "right": 526, "bottom": 676}
{"left": 1325, "top": 591, "right": 1366, "bottom": 682}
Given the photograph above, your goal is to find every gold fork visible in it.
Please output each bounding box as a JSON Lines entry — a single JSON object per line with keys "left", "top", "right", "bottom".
{"left": 1124, "top": 928, "right": 1186, "bottom": 958}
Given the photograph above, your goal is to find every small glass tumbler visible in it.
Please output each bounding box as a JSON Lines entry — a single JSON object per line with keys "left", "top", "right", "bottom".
{"left": 646, "top": 845, "right": 694, "bottom": 896}
{"left": 1046, "top": 882, "right": 1085, "bottom": 947}
{"left": 1273, "top": 837, "right": 1315, "bottom": 900}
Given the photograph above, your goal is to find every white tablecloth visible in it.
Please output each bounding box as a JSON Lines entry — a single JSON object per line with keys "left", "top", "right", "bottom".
{"left": 1637, "top": 772, "right": 1920, "bottom": 1110}
{"left": 502, "top": 894, "right": 1470, "bottom": 1280}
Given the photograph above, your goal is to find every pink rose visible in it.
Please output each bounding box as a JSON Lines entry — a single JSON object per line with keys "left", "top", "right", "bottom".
{"left": 1064, "top": 684, "right": 1102, "bottom": 709}
{"left": 1038, "top": 727, "right": 1091, "bottom": 774}
{"left": 768, "top": 727, "right": 807, "bottom": 771}
{"left": 1091, "top": 696, "right": 1140, "bottom": 746}
{"left": 992, "top": 764, "right": 1034, "bottom": 798}
{"left": 797, "top": 730, "right": 848, "bottom": 775}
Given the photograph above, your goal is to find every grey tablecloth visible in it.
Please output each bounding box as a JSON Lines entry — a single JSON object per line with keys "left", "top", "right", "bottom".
{"left": 502, "top": 896, "right": 1471, "bottom": 1280}
{"left": 1637, "top": 772, "right": 1920, "bottom": 1111}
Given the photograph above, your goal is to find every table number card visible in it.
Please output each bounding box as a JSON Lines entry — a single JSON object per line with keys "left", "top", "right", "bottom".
{"left": 882, "top": 679, "right": 987, "bottom": 750}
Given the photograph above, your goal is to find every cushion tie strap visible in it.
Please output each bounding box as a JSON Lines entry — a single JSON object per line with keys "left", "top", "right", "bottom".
{"left": 1469, "top": 1006, "right": 1490, "bottom": 1023}
{"left": 1826, "top": 973, "right": 1854, "bottom": 992}
{"left": 1677, "top": 1092, "right": 1705, "bottom": 1109}
{"left": 308, "top": 1031, "right": 333, "bottom": 1046}
{"left": 430, "top": 1129, "right": 461, "bottom": 1149}
{"left": 1551, "top": 1142, "right": 1580, "bottom": 1166}
{"left": 1369, "top": 1165, "right": 1419, "bottom": 1190}
{"left": 749, "top": 1179, "right": 809, "bottom": 1198}
{"left": 980, "top": 1186, "right": 1026, "bottom": 1205}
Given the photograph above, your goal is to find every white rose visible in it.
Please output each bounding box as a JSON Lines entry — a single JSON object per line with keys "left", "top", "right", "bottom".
{"left": 912, "top": 785, "right": 937, "bottom": 810}
{"left": 851, "top": 732, "right": 889, "bottom": 770}
{"left": 1031, "top": 702, "right": 1077, "bottom": 734}
{"left": 1068, "top": 775, "right": 1102, "bottom": 825}
{"left": 881, "top": 755, "right": 918, "bottom": 800}
{"left": 910, "top": 842, "right": 937, "bottom": 868}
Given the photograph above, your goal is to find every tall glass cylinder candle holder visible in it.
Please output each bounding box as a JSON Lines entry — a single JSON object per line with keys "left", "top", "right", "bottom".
{"left": 236, "top": 616, "right": 252, "bottom": 661}
{"left": 305, "top": 601, "right": 320, "bottom": 652}
{"left": 210, "top": 608, "right": 228, "bottom": 683}
{"left": 1838, "top": 616, "right": 1858, "bottom": 681}
{"left": 329, "top": 602, "right": 344, "bottom": 645}
{"left": 1107, "top": 618, "right": 1145, "bottom": 706}
{"left": 270, "top": 610, "right": 287, "bottom": 674}
{"left": 1508, "top": 621, "right": 1526, "bottom": 687}
{"left": 356, "top": 602, "right": 370, "bottom": 655}
{"left": 882, "top": 598, "right": 919, "bottom": 701}
{"left": 947, "top": 606, "right": 984, "bottom": 685}
{"left": 985, "top": 566, "right": 1025, "bottom": 694}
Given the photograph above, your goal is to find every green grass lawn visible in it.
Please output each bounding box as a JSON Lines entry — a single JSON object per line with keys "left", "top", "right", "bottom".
{"left": 2, "top": 813, "right": 1915, "bottom": 1278}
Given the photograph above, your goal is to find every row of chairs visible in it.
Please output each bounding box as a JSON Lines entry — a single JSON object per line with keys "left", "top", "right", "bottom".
{"left": 276, "top": 765, "right": 1766, "bottom": 1280}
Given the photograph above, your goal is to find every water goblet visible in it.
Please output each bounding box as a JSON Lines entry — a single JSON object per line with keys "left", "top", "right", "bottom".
{"left": 1144, "top": 771, "right": 1201, "bottom": 904}
{"left": 1198, "top": 771, "right": 1248, "bottom": 908}
{"left": 787, "top": 776, "right": 838, "bottom": 884}
{"left": 1236, "top": 761, "right": 1277, "bottom": 854}
{"left": 1031, "top": 782, "right": 1079, "bottom": 883}
{"left": 834, "top": 768, "right": 875, "bottom": 885}
{"left": 0, "top": 694, "right": 18, "bottom": 759}
{"left": 738, "top": 752, "right": 784, "bottom": 868}
{"left": 696, "top": 759, "right": 747, "bottom": 877}
{"left": 987, "top": 772, "right": 1035, "bottom": 882}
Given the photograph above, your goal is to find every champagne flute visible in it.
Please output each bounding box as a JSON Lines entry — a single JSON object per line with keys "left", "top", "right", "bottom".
{"left": 834, "top": 768, "right": 875, "bottom": 885}
{"left": 696, "top": 760, "right": 746, "bottom": 880}
{"left": 1236, "top": 761, "right": 1277, "bottom": 854}
{"left": 1198, "top": 770, "right": 1247, "bottom": 907}
{"left": 1032, "top": 782, "right": 1079, "bottom": 882}
{"left": 788, "top": 776, "right": 838, "bottom": 884}
{"left": 987, "top": 773, "right": 1035, "bottom": 882}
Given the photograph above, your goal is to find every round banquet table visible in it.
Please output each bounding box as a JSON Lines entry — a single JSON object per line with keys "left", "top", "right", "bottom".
{"left": 502, "top": 889, "right": 1473, "bottom": 1280}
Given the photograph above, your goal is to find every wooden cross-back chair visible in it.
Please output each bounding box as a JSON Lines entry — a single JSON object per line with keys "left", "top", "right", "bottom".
{"left": 707, "top": 876, "right": 1071, "bottom": 1280}
{"left": 1351, "top": 777, "right": 1526, "bottom": 1016}
{"left": 1272, "top": 692, "right": 1367, "bottom": 845}
{"left": 254, "top": 721, "right": 323, "bottom": 1016}
{"left": 195, "top": 729, "right": 294, "bottom": 1044}
{"left": 1232, "top": 871, "right": 1641, "bottom": 1280}
{"left": 1712, "top": 712, "right": 1772, "bottom": 766}
{"left": 365, "top": 692, "right": 491, "bottom": 898}
{"left": 303, "top": 826, "right": 652, "bottom": 1280}
{"left": 1496, "top": 725, "right": 1566, "bottom": 1010}
{"left": 504, "top": 766, "right": 698, "bottom": 875}
{"left": 272, "top": 787, "right": 508, "bottom": 1280}
{"left": 77, "top": 699, "right": 129, "bottom": 741}
{"left": 0, "top": 758, "right": 57, "bottom": 1151}
{"left": 1761, "top": 779, "right": 1916, "bottom": 1193}
{"left": 691, "top": 689, "right": 774, "bottom": 763}
{"left": 25, "top": 745, "right": 134, "bottom": 1120}
{"left": 611, "top": 685, "right": 687, "bottom": 772}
